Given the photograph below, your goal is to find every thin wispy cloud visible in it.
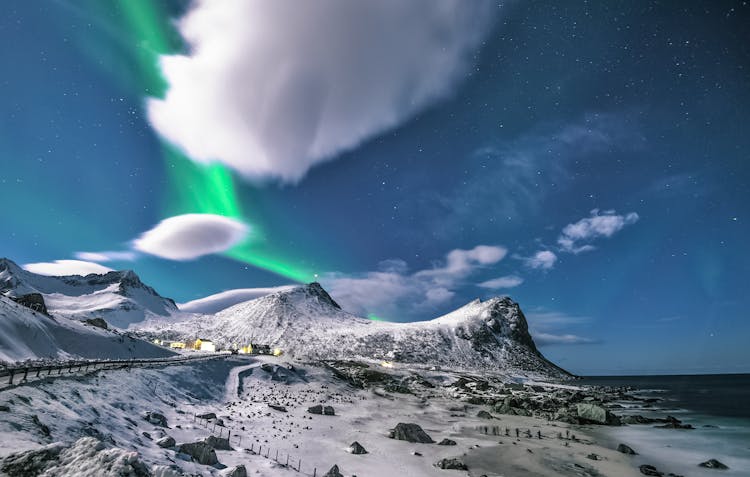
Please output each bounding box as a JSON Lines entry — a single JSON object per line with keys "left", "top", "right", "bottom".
{"left": 558, "top": 209, "right": 639, "bottom": 254}
{"left": 23, "top": 260, "right": 114, "bottom": 277}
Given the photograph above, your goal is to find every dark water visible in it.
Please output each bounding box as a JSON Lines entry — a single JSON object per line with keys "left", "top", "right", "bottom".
{"left": 578, "top": 373, "right": 750, "bottom": 419}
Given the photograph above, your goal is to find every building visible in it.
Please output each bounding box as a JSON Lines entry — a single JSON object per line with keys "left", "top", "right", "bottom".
{"left": 169, "top": 341, "right": 186, "bottom": 349}
{"left": 194, "top": 338, "right": 216, "bottom": 352}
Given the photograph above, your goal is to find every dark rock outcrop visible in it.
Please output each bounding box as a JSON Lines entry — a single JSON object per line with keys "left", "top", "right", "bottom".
{"left": 84, "top": 317, "right": 109, "bottom": 330}
{"left": 204, "top": 435, "right": 232, "bottom": 451}
{"left": 698, "top": 459, "right": 728, "bottom": 470}
{"left": 156, "top": 436, "right": 176, "bottom": 448}
{"left": 389, "top": 423, "right": 434, "bottom": 443}
{"left": 617, "top": 443, "right": 637, "bottom": 455}
{"left": 639, "top": 464, "right": 664, "bottom": 476}
{"left": 178, "top": 441, "right": 218, "bottom": 465}
{"left": 144, "top": 411, "right": 168, "bottom": 427}
{"left": 347, "top": 441, "right": 368, "bottom": 455}
{"left": 323, "top": 464, "right": 344, "bottom": 477}
{"left": 226, "top": 464, "right": 248, "bottom": 477}
{"left": 437, "top": 438, "right": 457, "bottom": 446}
{"left": 10, "top": 293, "right": 48, "bottom": 315}
{"left": 435, "top": 458, "right": 468, "bottom": 470}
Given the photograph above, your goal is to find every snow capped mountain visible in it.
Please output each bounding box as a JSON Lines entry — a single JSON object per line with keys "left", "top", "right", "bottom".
{"left": 0, "top": 258, "right": 179, "bottom": 329}
{"left": 0, "top": 295, "right": 173, "bottom": 363}
{"left": 177, "top": 285, "right": 296, "bottom": 314}
{"left": 147, "top": 282, "right": 570, "bottom": 378}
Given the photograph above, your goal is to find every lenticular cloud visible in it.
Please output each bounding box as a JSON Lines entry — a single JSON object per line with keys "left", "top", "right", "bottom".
{"left": 148, "top": 0, "right": 496, "bottom": 183}
{"left": 132, "top": 214, "right": 249, "bottom": 261}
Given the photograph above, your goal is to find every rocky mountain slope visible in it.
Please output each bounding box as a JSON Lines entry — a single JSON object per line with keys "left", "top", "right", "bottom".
{"left": 144, "top": 283, "right": 570, "bottom": 379}
{"left": 0, "top": 258, "right": 179, "bottom": 329}
{"left": 0, "top": 295, "right": 173, "bottom": 363}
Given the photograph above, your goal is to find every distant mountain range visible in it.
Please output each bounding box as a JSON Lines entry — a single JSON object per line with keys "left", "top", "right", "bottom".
{"left": 0, "top": 258, "right": 569, "bottom": 379}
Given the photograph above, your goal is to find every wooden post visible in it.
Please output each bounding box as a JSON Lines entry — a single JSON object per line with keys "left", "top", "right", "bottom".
{"left": 8, "top": 369, "right": 13, "bottom": 385}
{"left": 275, "top": 449, "right": 278, "bottom": 461}
{"left": 22, "top": 368, "right": 28, "bottom": 382}
{"left": 298, "top": 459, "right": 301, "bottom": 471}
{"left": 286, "top": 454, "right": 289, "bottom": 467}
{"left": 313, "top": 468, "right": 316, "bottom": 477}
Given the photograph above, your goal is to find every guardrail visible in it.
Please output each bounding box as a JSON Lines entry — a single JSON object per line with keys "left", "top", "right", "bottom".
{"left": 0, "top": 353, "right": 227, "bottom": 389}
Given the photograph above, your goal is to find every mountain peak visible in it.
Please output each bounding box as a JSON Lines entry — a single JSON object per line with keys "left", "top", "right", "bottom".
{"left": 302, "top": 282, "right": 341, "bottom": 309}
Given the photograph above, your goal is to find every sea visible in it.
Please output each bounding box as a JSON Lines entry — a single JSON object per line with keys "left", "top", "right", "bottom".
{"left": 579, "top": 374, "right": 750, "bottom": 476}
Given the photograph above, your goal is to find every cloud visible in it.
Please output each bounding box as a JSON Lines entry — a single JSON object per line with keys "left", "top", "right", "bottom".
{"left": 478, "top": 275, "right": 523, "bottom": 289}
{"left": 523, "top": 250, "right": 557, "bottom": 270}
{"left": 178, "top": 286, "right": 295, "bottom": 314}
{"left": 533, "top": 332, "right": 597, "bottom": 346}
{"left": 74, "top": 251, "right": 138, "bottom": 262}
{"left": 23, "top": 260, "right": 114, "bottom": 277}
{"left": 148, "top": 0, "right": 496, "bottom": 183}
{"left": 132, "top": 214, "right": 249, "bottom": 261}
{"left": 558, "top": 209, "right": 639, "bottom": 253}
{"left": 322, "top": 244, "right": 507, "bottom": 319}
{"left": 525, "top": 309, "right": 596, "bottom": 346}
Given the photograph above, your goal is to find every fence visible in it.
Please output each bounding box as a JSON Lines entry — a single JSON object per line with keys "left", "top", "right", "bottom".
{"left": 0, "top": 354, "right": 226, "bottom": 390}
{"left": 189, "top": 412, "right": 328, "bottom": 477}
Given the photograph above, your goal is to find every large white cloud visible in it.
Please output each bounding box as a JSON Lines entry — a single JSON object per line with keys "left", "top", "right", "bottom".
{"left": 524, "top": 250, "right": 558, "bottom": 270}
{"left": 23, "top": 260, "right": 114, "bottom": 277}
{"left": 132, "top": 214, "right": 249, "bottom": 261}
{"left": 148, "top": 0, "right": 496, "bottom": 182}
{"left": 558, "top": 209, "right": 639, "bottom": 253}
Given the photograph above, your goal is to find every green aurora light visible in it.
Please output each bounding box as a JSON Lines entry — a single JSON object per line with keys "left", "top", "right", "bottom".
{"left": 92, "top": 0, "right": 317, "bottom": 283}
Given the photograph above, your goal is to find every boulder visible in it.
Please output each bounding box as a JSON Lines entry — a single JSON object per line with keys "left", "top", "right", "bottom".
{"left": 323, "top": 405, "right": 336, "bottom": 416}
{"left": 308, "top": 405, "right": 323, "bottom": 415}
{"left": 204, "top": 435, "right": 233, "bottom": 451}
{"left": 576, "top": 403, "right": 620, "bottom": 425}
{"left": 347, "top": 441, "right": 368, "bottom": 455}
{"left": 226, "top": 464, "right": 248, "bottom": 477}
{"left": 84, "top": 317, "right": 108, "bottom": 329}
{"left": 268, "top": 404, "right": 287, "bottom": 412}
{"left": 323, "top": 464, "right": 344, "bottom": 477}
{"left": 0, "top": 442, "right": 64, "bottom": 476}
{"left": 389, "top": 423, "right": 434, "bottom": 443}
{"left": 196, "top": 412, "right": 217, "bottom": 420}
{"left": 477, "top": 410, "right": 493, "bottom": 419}
{"left": 617, "top": 443, "right": 637, "bottom": 455}
{"left": 178, "top": 442, "right": 218, "bottom": 465}
{"left": 698, "top": 459, "right": 728, "bottom": 470}
{"left": 156, "top": 436, "right": 176, "bottom": 448}
{"left": 639, "top": 464, "right": 664, "bottom": 476}
{"left": 145, "top": 411, "right": 168, "bottom": 427}
{"left": 11, "top": 293, "right": 48, "bottom": 315}
{"left": 437, "top": 438, "right": 457, "bottom": 446}
{"left": 435, "top": 458, "right": 468, "bottom": 470}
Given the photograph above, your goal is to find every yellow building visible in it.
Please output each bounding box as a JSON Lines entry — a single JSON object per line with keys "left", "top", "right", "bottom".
{"left": 194, "top": 338, "right": 216, "bottom": 352}
{"left": 238, "top": 344, "right": 253, "bottom": 354}
{"left": 169, "top": 341, "right": 186, "bottom": 349}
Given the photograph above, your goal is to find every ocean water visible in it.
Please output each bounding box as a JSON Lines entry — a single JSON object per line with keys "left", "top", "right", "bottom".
{"left": 580, "top": 374, "right": 750, "bottom": 476}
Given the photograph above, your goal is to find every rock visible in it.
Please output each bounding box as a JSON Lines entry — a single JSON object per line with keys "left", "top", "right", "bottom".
{"left": 323, "top": 464, "right": 344, "bottom": 477}
{"left": 346, "top": 441, "right": 368, "bottom": 455}
{"left": 0, "top": 405, "right": 9, "bottom": 412}
{"left": 655, "top": 416, "right": 694, "bottom": 429}
{"left": 639, "top": 464, "right": 664, "bottom": 476}
{"left": 698, "top": 459, "right": 729, "bottom": 470}
{"left": 84, "top": 317, "right": 108, "bottom": 329}
{"left": 576, "top": 403, "right": 621, "bottom": 425}
{"left": 308, "top": 405, "right": 323, "bottom": 415}
{"left": 622, "top": 415, "right": 659, "bottom": 425}
{"left": 435, "top": 458, "right": 468, "bottom": 470}
{"left": 145, "top": 411, "right": 168, "bottom": 427}
{"left": 226, "top": 464, "right": 248, "bottom": 477}
{"left": 0, "top": 442, "right": 64, "bottom": 475}
{"left": 204, "top": 435, "right": 233, "bottom": 451}
{"left": 141, "top": 432, "right": 152, "bottom": 440}
{"left": 268, "top": 404, "right": 287, "bottom": 412}
{"left": 586, "top": 453, "right": 600, "bottom": 460}
{"left": 10, "top": 293, "right": 49, "bottom": 315}
{"left": 196, "top": 412, "right": 217, "bottom": 420}
{"left": 437, "top": 438, "right": 457, "bottom": 446}
{"left": 261, "top": 363, "right": 274, "bottom": 373}
{"left": 178, "top": 442, "right": 219, "bottom": 465}
{"left": 156, "top": 436, "right": 176, "bottom": 448}
{"left": 617, "top": 443, "right": 638, "bottom": 455}
{"left": 389, "top": 423, "right": 434, "bottom": 443}
{"left": 31, "top": 414, "right": 51, "bottom": 437}
{"left": 477, "top": 410, "right": 493, "bottom": 419}
{"left": 323, "top": 405, "right": 335, "bottom": 415}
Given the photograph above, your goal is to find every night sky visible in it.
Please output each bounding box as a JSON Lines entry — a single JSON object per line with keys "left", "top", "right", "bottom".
{"left": 1, "top": 1, "right": 748, "bottom": 375}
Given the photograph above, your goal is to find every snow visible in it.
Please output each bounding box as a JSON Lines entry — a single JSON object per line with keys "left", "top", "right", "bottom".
{"left": 140, "top": 283, "right": 569, "bottom": 380}
{"left": 178, "top": 286, "right": 296, "bottom": 314}
{"left": 0, "top": 258, "right": 181, "bottom": 330}
{"left": 0, "top": 296, "right": 173, "bottom": 364}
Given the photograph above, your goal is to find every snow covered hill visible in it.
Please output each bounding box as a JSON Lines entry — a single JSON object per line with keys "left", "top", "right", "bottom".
{"left": 0, "top": 295, "right": 173, "bottom": 363}
{"left": 0, "top": 258, "right": 180, "bottom": 329}
{"left": 145, "top": 283, "right": 570, "bottom": 379}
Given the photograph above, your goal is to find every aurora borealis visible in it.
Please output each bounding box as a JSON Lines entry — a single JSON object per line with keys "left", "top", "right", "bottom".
{"left": 2, "top": 1, "right": 749, "bottom": 374}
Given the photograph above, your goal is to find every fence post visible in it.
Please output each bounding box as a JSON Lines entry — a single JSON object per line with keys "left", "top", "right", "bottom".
{"left": 313, "top": 468, "right": 316, "bottom": 477}
{"left": 298, "top": 459, "right": 301, "bottom": 472}
{"left": 275, "top": 449, "right": 278, "bottom": 462}
{"left": 286, "top": 454, "right": 289, "bottom": 467}
{"left": 22, "top": 367, "right": 28, "bottom": 382}
{"left": 8, "top": 369, "right": 13, "bottom": 385}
